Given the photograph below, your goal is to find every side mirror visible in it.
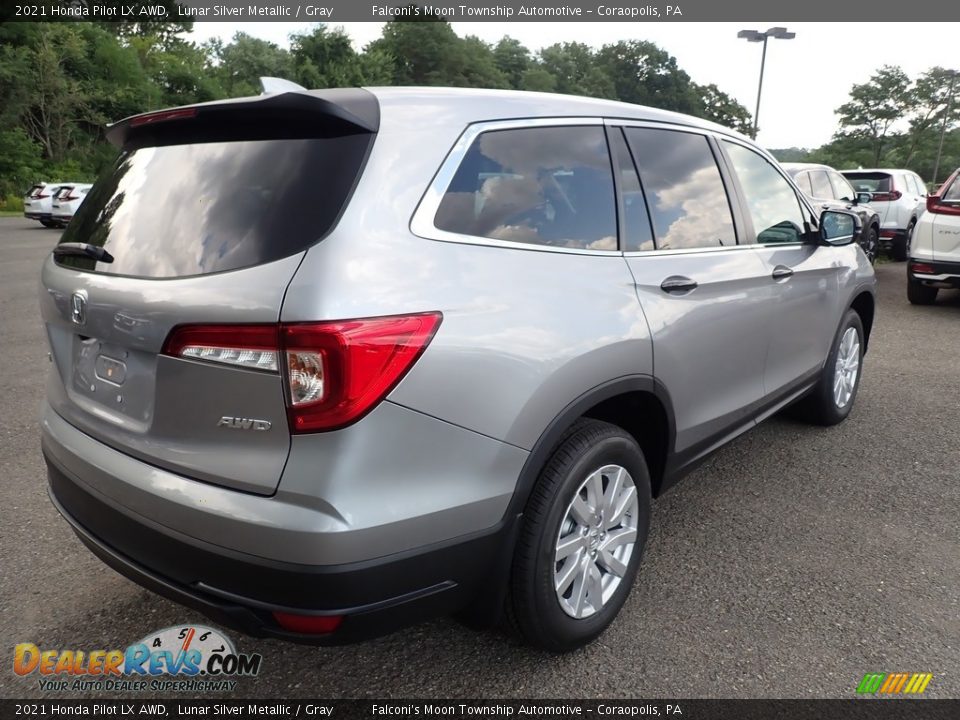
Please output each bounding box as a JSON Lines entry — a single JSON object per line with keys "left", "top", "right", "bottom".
{"left": 819, "top": 209, "right": 861, "bottom": 246}
{"left": 855, "top": 192, "right": 872, "bottom": 205}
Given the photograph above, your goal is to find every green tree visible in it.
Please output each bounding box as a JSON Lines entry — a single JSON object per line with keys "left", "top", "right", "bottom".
{"left": 537, "top": 42, "right": 613, "bottom": 99}
{"left": 493, "top": 37, "right": 531, "bottom": 89}
{"left": 835, "top": 65, "right": 912, "bottom": 166}
{"left": 595, "top": 40, "right": 698, "bottom": 114}
{"left": 210, "top": 32, "right": 293, "bottom": 97}
{"left": 694, "top": 83, "right": 752, "bottom": 135}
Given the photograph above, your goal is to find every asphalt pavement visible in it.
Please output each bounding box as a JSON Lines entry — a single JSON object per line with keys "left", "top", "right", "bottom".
{"left": 0, "top": 216, "right": 957, "bottom": 699}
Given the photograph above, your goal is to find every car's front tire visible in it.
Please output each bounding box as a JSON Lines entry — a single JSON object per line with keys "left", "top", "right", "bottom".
{"left": 801, "top": 309, "right": 865, "bottom": 426}
{"left": 508, "top": 419, "right": 651, "bottom": 652}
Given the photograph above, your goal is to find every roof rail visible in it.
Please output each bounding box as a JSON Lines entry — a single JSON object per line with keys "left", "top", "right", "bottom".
{"left": 259, "top": 77, "right": 308, "bottom": 95}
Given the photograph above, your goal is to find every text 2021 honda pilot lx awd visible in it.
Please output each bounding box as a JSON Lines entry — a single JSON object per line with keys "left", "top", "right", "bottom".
{"left": 40, "top": 84, "right": 876, "bottom": 652}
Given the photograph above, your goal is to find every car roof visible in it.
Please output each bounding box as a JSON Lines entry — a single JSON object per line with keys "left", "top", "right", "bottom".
{"left": 364, "top": 86, "right": 751, "bottom": 140}
{"left": 842, "top": 168, "right": 914, "bottom": 174}
{"left": 780, "top": 162, "right": 835, "bottom": 173}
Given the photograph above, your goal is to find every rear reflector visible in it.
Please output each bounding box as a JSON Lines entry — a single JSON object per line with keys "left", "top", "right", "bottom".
{"left": 911, "top": 263, "right": 935, "bottom": 274}
{"left": 162, "top": 313, "right": 442, "bottom": 433}
{"left": 130, "top": 107, "right": 198, "bottom": 128}
{"left": 879, "top": 229, "right": 897, "bottom": 238}
{"left": 272, "top": 612, "right": 343, "bottom": 634}
{"left": 926, "top": 195, "right": 960, "bottom": 216}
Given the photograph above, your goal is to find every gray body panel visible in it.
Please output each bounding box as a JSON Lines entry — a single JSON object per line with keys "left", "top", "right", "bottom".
{"left": 39, "top": 254, "right": 302, "bottom": 494}
{"left": 40, "top": 86, "right": 876, "bottom": 578}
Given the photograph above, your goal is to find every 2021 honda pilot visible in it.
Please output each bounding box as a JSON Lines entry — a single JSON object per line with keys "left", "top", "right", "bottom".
{"left": 40, "top": 84, "right": 876, "bottom": 652}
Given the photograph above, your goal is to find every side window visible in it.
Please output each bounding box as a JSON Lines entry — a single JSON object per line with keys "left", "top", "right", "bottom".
{"left": 434, "top": 125, "right": 617, "bottom": 251}
{"left": 809, "top": 170, "right": 834, "bottom": 199}
{"left": 723, "top": 141, "right": 808, "bottom": 245}
{"left": 913, "top": 175, "right": 928, "bottom": 196}
{"left": 608, "top": 128, "right": 655, "bottom": 252}
{"left": 794, "top": 172, "right": 814, "bottom": 196}
{"left": 829, "top": 171, "right": 856, "bottom": 202}
{"left": 625, "top": 128, "right": 736, "bottom": 250}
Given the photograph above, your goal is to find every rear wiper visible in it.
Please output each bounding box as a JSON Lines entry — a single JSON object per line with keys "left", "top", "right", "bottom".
{"left": 52, "top": 243, "right": 114, "bottom": 264}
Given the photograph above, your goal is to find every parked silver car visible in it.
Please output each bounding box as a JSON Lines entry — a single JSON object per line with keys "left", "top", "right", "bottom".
{"left": 40, "top": 85, "right": 876, "bottom": 652}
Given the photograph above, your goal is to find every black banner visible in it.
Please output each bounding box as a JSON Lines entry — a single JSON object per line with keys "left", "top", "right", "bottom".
{"left": 5, "top": 0, "right": 958, "bottom": 22}
{"left": 2, "top": 700, "right": 960, "bottom": 720}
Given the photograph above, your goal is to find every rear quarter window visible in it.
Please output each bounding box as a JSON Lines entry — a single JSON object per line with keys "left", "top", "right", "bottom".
{"left": 434, "top": 125, "right": 618, "bottom": 251}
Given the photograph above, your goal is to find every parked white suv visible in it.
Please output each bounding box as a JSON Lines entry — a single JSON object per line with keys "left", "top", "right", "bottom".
{"left": 907, "top": 168, "right": 960, "bottom": 305}
{"left": 23, "top": 183, "right": 64, "bottom": 228}
{"left": 842, "top": 169, "right": 927, "bottom": 261}
{"left": 50, "top": 184, "right": 92, "bottom": 227}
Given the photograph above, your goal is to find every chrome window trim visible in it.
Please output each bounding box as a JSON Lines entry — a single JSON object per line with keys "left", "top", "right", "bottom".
{"left": 410, "top": 117, "right": 622, "bottom": 257}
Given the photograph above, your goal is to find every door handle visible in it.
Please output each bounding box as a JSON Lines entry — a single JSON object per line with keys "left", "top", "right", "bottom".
{"left": 772, "top": 265, "right": 794, "bottom": 280}
{"left": 660, "top": 276, "right": 698, "bottom": 294}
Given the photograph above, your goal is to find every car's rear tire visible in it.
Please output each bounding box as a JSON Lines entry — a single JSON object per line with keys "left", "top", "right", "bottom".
{"left": 507, "top": 419, "right": 651, "bottom": 652}
{"left": 39, "top": 220, "right": 57, "bottom": 228}
{"left": 907, "top": 277, "right": 938, "bottom": 305}
{"left": 800, "top": 309, "right": 864, "bottom": 426}
{"left": 861, "top": 226, "right": 879, "bottom": 265}
{"left": 893, "top": 223, "right": 913, "bottom": 261}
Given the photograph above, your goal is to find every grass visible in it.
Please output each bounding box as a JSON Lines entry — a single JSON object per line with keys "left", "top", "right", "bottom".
{"left": 0, "top": 210, "right": 24, "bottom": 217}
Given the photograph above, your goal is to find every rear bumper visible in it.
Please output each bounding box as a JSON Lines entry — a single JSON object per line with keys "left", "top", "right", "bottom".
{"left": 909, "top": 258, "right": 960, "bottom": 289}
{"left": 45, "top": 452, "right": 519, "bottom": 644}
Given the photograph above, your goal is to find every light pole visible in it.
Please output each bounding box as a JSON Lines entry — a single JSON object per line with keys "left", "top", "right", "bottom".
{"left": 932, "top": 70, "right": 958, "bottom": 187}
{"left": 737, "top": 27, "right": 796, "bottom": 140}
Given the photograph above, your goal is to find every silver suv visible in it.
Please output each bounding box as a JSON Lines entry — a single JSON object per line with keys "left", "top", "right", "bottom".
{"left": 40, "top": 85, "right": 876, "bottom": 652}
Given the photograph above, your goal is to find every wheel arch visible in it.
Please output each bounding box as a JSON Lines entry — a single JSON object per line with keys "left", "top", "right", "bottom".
{"left": 507, "top": 377, "right": 676, "bottom": 519}
{"left": 849, "top": 291, "right": 875, "bottom": 350}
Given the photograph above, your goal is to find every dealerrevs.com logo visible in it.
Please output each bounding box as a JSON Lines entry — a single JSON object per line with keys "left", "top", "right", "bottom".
{"left": 14, "top": 625, "right": 262, "bottom": 692}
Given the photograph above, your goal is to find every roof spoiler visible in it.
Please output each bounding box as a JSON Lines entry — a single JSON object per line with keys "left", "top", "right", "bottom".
{"left": 259, "top": 76, "right": 307, "bottom": 94}
{"left": 105, "top": 88, "right": 379, "bottom": 148}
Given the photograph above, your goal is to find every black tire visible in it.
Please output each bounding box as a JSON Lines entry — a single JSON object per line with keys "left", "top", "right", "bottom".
{"left": 861, "top": 226, "right": 879, "bottom": 265}
{"left": 39, "top": 220, "right": 57, "bottom": 228}
{"left": 507, "top": 419, "right": 651, "bottom": 652}
{"left": 800, "top": 309, "right": 865, "bottom": 426}
{"left": 907, "top": 277, "right": 938, "bottom": 305}
{"left": 892, "top": 223, "right": 912, "bottom": 261}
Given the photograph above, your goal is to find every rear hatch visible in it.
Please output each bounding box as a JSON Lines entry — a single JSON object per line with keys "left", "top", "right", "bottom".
{"left": 40, "top": 89, "right": 378, "bottom": 494}
{"left": 843, "top": 172, "right": 895, "bottom": 224}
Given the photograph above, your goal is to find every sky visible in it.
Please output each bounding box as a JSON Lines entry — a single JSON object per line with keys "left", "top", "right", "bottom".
{"left": 187, "top": 22, "right": 959, "bottom": 150}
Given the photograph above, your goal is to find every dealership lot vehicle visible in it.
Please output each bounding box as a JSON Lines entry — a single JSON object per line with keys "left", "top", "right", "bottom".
{"left": 842, "top": 168, "right": 927, "bottom": 260}
{"left": 782, "top": 162, "right": 881, "bottom": 264}
{"left": 907, "top": 167, "right": 960, "bottom": 305}
{"left": 39, "top": 85, "right": 875, "bottom": 653}
{"left": 2, "top": 218, "right": 957, "bottom": 697}
{"left": 49, "top": 183, "right": 92, "bottom": 226}
{"left": 22, "top": 183, "right": 64, "bottom": 227}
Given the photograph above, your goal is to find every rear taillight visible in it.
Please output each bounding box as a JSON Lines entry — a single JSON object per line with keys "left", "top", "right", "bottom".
{"left": 162, "top": 325, "right": 280, "bottom": 371}
{"left": 162, "top": 313, "right": 442, "bottom": 433}
{"left": 926, "top": 195, "right": 960, "bottom": 216}
{"left": 281, "top": 313, "right": 442, "bottom": 433}
{"left": 62, "top": 193, "right": 79, "bottom": 201}
{"left": 36, "top": 193, "right": 50, "bottom": 199}
{"left": 869, "top": 191, "right": 901, "bottom": 202}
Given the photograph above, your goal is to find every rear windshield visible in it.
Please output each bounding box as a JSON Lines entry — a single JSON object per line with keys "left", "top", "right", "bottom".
{"left": 27, "top": 185, "right": 44, "bottom": 197}
{"left": 56, "top": 135, "right": 371, "bottom": 278}
{"left": 842, "top": 173, "right": 892, "bottom": 193}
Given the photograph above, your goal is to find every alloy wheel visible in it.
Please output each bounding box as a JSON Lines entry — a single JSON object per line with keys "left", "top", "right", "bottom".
{"left": 553, "top": 464, "right": 639, "bottom": 619}
{"left": 833, "top": 327, "right": 860, "bottom": 409}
